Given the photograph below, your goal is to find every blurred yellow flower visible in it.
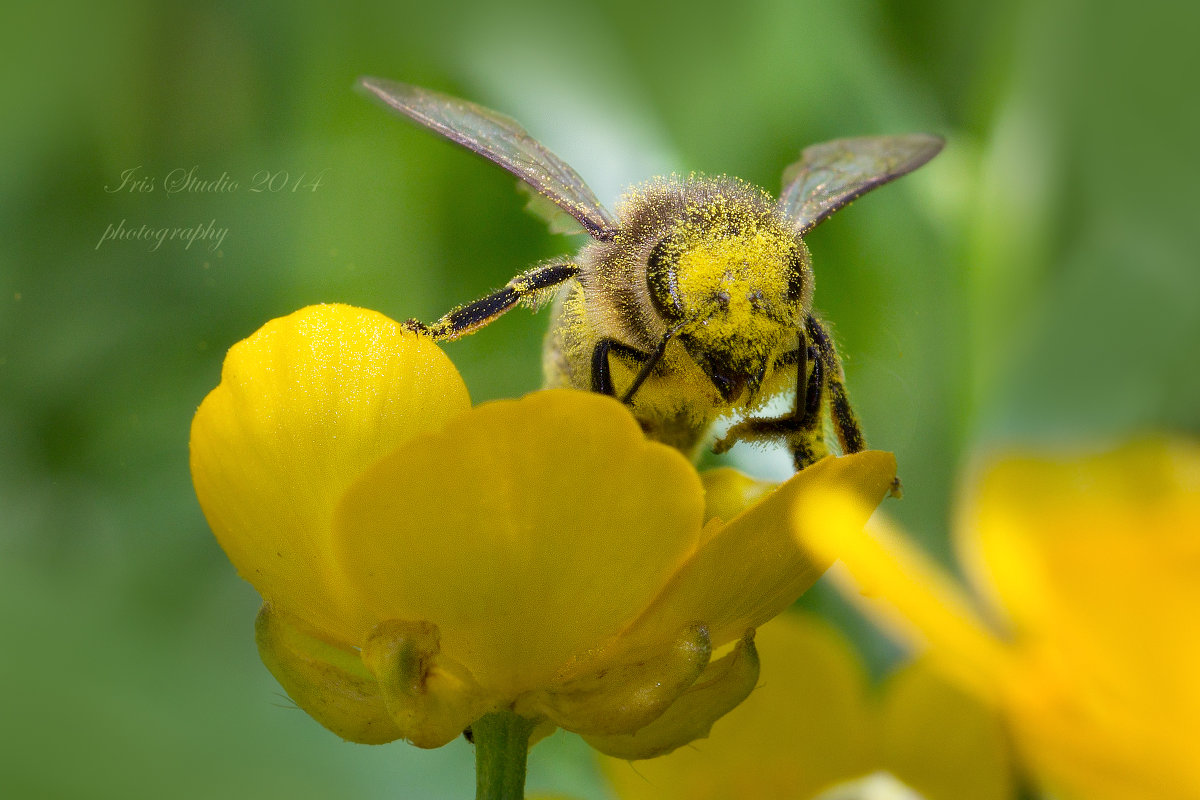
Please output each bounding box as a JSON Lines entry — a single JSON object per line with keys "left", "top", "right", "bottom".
{"left": 600, "top": 613, "right": 1012, "bottom": 800}
{"left": 803, "top": 440, "right": 1200, "bottom": 800}
{"left": 189, "top": 303, "right": 897, "bottom": 755}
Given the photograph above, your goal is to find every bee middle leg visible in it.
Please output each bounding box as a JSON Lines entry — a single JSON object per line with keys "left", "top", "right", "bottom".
{"left": 404, "top": 262, "right": 579, "bottom": 340}
{"left": 805, "top": 315, "right": 865, "bottom": 455}
{"left": 808, "top": 316, "right": 900, "bottom": 495}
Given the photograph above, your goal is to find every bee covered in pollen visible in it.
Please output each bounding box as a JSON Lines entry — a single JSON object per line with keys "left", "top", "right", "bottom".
{"left": 360, "top": 77, "right": 942, "bottom": 471}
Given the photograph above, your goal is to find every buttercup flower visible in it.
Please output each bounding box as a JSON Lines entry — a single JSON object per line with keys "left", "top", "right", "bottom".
{"left": 190, "top": 303, "right": 896, "bottom": 761}
{"left": 802, "top": 440, "right": 1200, "bottom": 800}
{"left": 600, "top": 613, "right": 1012, "bottom": 800}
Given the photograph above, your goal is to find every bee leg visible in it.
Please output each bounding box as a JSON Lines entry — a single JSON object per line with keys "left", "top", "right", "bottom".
{"left": 403, "top": 262, "right": 579, "bottom": 340}
{"left": 806, "top": 315, "right": 865, "bottom": 454}
{"left": 713, "top": 317, "right": 880, "bottom": 477}
{"left": 713, "top": 342, "right": 830, "bottom": 470}
{"left": 787, "top": 342, "right": 830, "bottom": 469}
{"left": 591, "top": 339, "right": 653, "bottom": 396}
{"left": 808, "top": 316, "right": 899, "bottom": 494}
{"left": 617, "top": 321, "right": 690, "bottom": 403}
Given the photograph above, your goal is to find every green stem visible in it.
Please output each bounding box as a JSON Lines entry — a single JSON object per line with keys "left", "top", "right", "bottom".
{"left": 473, "top": 710, "right": 534, "bottom": 800}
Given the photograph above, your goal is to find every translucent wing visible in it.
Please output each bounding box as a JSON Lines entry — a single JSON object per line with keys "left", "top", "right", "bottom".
{"left": 516, "top": 183, "right": 588, "bottom": 236}
{"left": 778, "top": 134, "right": 944, "bottom": 235}
{"left": 359, "top": 77, "right": 618, "bottom": 241}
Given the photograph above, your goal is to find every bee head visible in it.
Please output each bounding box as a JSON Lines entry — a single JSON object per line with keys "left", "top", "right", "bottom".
{"left": 645, "top": 197, "right": 813, "bottom": 404}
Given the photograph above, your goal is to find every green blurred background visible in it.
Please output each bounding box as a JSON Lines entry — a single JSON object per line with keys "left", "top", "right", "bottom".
{"left": 1, "top": 0, "right": 1194, "bottom": 797}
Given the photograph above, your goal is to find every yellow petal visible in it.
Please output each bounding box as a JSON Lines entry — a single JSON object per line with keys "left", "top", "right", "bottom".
{"left": 963, "top": 440, "right": 1200, "bottom": 800}
{"left": 880, "top": 657, "right": 1013, "bottom": 800}
{"left": 699, "top": 467, "right": 778, "bottom": 527}
{"left": 600, "top": 614, "right": 873, "bottom": 799}
{"left": 254, "top": 603, "right": 401, "bottom": 745}
{"left": 332, "top": 389, "right": 706, "bottom": 699}
{"left": 966, "top": 439, "right": 1200, "bottom": 685}
{"left": 191, "top": 304, "right": 470, "bottom": 639}
{"left": 806, "top": 509, "right": 1010, "bottom": 698}
{"left": 617, "top": 451, "right": 897, "bottom": 656}
{"left": 526, "top": 623, "right": 711, "bottom": 736}
{"left": 583, "top": 630, "right": 759, "bottom": 760}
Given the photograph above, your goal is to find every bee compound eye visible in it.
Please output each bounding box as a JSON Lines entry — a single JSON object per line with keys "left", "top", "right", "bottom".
{"left": 647, "top": 237, "right": 685, "bottom": 320}
{"left": 648, "top": 237, "right": 670, "bottom": 273}
{"left": 787, "top": 250, "right": 806, "bottom": 301}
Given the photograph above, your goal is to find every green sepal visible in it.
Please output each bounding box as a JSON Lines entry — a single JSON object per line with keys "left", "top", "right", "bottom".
{"left": 583, "top": 628, "right": 759, "bottom": 759}
{"left": 361, "top": 619, "right": 495, "bottom": 749}
{"left": 254, "top": 603, "right": 402, "bottom": 744}
{"left": 526, "top": 623, "right": 712, "bottom": 736}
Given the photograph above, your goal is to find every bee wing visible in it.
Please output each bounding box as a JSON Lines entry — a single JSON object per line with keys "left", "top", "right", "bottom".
{"left": 516, "top": 183, "right": 588, "bottom": 236}
{"left": 778, "top": 134, "right": 944, "bottom": 235}
{"left": 360, "top": 77, "right": 619, "bottom": 241}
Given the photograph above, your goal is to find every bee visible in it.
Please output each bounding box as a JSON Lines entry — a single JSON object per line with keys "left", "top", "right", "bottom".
{"left": 360, "top": 77, "right": 942, "bottom": 470}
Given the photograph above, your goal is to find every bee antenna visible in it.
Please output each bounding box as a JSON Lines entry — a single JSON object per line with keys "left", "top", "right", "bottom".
{"left": 619, "top": 318, "right": 690, "bottom": 404}
{"left": 620, "top": 300, "right": 725, "bottom": 405}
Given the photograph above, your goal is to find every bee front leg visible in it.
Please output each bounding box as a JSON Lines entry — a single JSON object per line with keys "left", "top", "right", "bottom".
{"left": 404, "top": 262, "right": 579, "bottom": 340}
{"left": 591, "top": 339, "right": 653, "bottom": 397}
{"left": 713, "top": 341, "right": 830, "bottom": 470}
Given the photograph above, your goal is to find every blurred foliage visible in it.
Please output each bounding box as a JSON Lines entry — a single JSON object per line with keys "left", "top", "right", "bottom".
{"left": 0, "top": 0, "right": 1194, "bottom": 797}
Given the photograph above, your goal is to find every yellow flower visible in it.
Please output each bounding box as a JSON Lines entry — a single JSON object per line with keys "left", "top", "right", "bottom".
{"left": 600, "top": 613, "right": 1013, "bottom": 800}
{"left": 802, "top": 440, "right": 1200, "bottom": 800}
{"left": 189, "top": 303, "right": 897, "bottom": 754}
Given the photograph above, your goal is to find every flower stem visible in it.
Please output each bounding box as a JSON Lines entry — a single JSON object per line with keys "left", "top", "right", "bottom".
{"left": 473, "top": 710, "right": 534, "bottom": 800}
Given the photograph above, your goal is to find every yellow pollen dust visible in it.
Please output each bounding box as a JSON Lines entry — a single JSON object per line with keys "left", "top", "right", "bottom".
{"left": 671, "top": 227, "right": 794, "bottom": 369}
{"left": 675, "top": 230, "right": 791, "bottom": 315}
